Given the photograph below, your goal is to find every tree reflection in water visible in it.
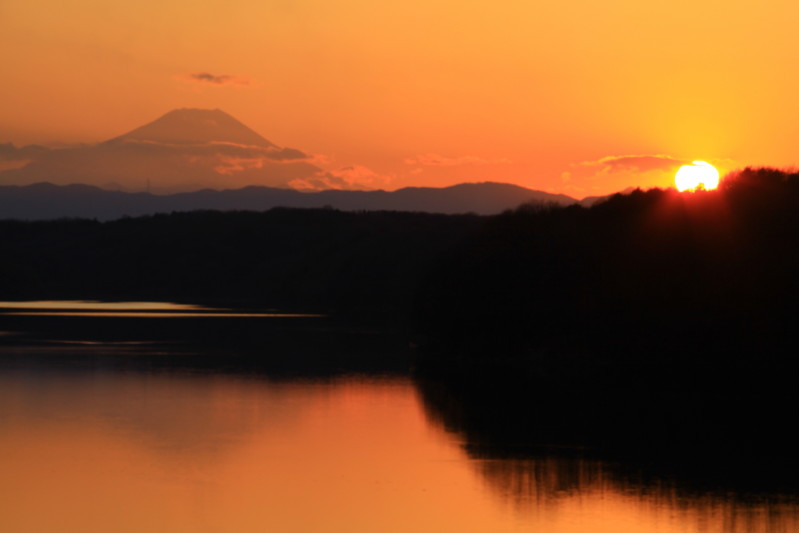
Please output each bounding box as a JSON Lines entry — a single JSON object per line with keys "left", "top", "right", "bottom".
{"left": 415, "top": 376, "right": 799, "bottom": 533}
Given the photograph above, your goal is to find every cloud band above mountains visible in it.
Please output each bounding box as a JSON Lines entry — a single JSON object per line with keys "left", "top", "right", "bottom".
{"left": 577, "top": 155, "right": 687, "bottom": 173}
{"left": 289, "top": 165, "right": 392, "bottom": 191}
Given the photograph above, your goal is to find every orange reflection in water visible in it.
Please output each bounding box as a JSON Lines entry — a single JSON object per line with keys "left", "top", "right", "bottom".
{"left": 0, "top": 300, "right": 324, "bottom": 318}
{"left": 0, "top": 369, "right": 796, "bottom": 533}
{"left": 1, "top": 311, "right": 324, "bottom": 318}
{"left": 0, "top": 300, "right": 212, "bottom": 311}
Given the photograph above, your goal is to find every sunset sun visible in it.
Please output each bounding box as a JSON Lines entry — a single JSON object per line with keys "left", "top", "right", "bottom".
{"left": 675, "top": 161, "right": 720, "bottom": 192}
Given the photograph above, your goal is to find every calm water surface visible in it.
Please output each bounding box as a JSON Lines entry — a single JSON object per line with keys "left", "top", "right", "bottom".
{"left": 0, "top": 303, "right": 797, "bottom": 532}
{"left": 1, "top": 366, "right": 797, "bottom": 533}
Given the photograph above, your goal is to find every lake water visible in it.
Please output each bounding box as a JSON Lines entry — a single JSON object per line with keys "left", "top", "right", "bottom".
{"left": 1, "top": 302, "right": 797, "bottom": 532}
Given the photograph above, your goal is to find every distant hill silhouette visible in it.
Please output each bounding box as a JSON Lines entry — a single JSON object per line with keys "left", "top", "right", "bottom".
{"left": 0, "top": 181, "right": 578, "bottom": 220}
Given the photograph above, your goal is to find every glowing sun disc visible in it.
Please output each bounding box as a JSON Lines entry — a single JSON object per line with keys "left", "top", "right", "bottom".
{"left": 675, "top": 161, "right": 720, "bottom": 192}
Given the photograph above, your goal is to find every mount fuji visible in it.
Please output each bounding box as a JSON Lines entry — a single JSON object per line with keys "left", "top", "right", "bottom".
{"left": 0, "top": 109, "right": 320, "bottom": 193}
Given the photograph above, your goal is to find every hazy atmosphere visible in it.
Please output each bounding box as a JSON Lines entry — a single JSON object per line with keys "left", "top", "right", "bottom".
{"left": 5, "top": 0, "right": 799, "bottom": 195}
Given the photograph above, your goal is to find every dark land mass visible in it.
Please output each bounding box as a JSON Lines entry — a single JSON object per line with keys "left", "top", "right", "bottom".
{"left": 415, "top": 167, "right": 799, "bottom": 362}
{"left": 0, "top": 181, "right": 579, "bottom": 220}
{"left": 0, "top": 208, "right": 484, "bottom": 325}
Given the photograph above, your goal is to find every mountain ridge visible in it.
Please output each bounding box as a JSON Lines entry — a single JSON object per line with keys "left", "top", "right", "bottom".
{"left": 0, "top": 181, "right": 583, "bottom": 220}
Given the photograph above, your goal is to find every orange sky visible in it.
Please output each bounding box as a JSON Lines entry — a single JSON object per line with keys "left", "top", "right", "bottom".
{"left": 3, "top": 0, "right": 799, "bottom": 197}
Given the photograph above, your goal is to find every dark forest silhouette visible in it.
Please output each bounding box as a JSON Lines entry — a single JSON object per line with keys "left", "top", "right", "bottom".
{"left": 0, "top": 208, "right": 482, "bottom": 324}
{"left": 415, "top": 167, "right": 799, "bottom": 361}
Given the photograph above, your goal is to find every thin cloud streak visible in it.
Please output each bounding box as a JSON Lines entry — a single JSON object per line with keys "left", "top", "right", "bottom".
{"left": 289, "top": 165, "right": 392, "bottom": 191}
{"left": 575, "top": 155, "right": 687, "bottom": 174}
{"left": 562, "top": 154, "right": 690, "bottom": 194}
{"left": 177, "top": 72, "right": 252, "bottom": 87}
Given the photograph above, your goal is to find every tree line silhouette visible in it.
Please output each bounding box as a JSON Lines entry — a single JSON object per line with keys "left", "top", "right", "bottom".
{"left": 414, "top": 167, "right": 799, "bottom": 364}
{"left": 0, "top": 208, "right": 482, "bottom": 325}
{"left": 2, "top": 167, "right": 796, "bottom": 353}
